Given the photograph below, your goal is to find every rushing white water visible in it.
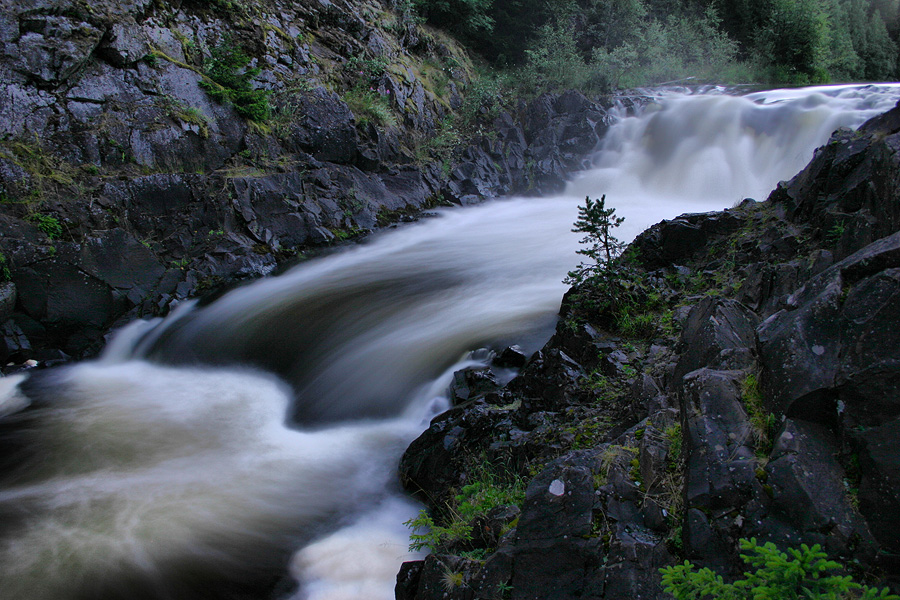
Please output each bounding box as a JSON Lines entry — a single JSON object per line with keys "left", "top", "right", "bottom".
{"left": 0, "top": 84, "right": 898, "bottom": 600}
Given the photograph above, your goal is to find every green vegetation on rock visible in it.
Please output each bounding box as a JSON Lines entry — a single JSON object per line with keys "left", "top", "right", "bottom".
{"left": 405, "top": 460, "right": 525, "bottom": 555}
{"left": 200, "top": 38, "right": 271, "bottom": 122}
{"left": 661, "top": 537, "right": 899, "bottom": 600}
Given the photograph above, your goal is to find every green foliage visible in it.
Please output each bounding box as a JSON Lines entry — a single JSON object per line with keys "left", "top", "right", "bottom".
{"left": 345, "top": 55, "right": 390, "bottom": 84}
{"left": 755, "top": 0, "right": 833, "bottom": 83}
{"left": 661, "top": 537, "right": 899, "bottom": 600}
{"left": 343, "top": 87, "right": 396, "bottom": 128}
{"left": 665, "top": 424, "right": 682, "bottom": 472}
{"left": 718, "top": 0, "right": 899, "bottom": 83}
{"left": 0, "top": 252, "right": 10, "bottom": 282}
{"left": 828, "top": 220, "right": 847, "bottom": 245}
{"left": 405, "top": 509, "right": 474, "bottom": 553}
{"left": 454, "top": 466, "right": 526, "bottom": 521}
{"left": 595, "top": 444, "right": 640, "bottom": 487}
{"left": 405, "top": 461, "right": 525, "bottom": 553}
{"left": 204, "top": 0, "right": 246, "bottom": 13}
{"left": 478, "top": 0, "right": 898, "bottom": 89}
{"left": 458, "top": 73, "right": 506, "bottom": 130}
{"left": 412, "top": 0, "right": 495, "bottom": 39}
{"left": 503, "top": 2, "right": 744, "bottom": 92}
{"left": 741, "top": 373, "right": 777, "bottom": 457}
{"left": 338, "top": 188, "right": 367, "bottom": 217}
{"left": 568, "top": 195, "right": 625, "bottom": 280}
{"left": 616, "top": 311, "right": 656, "bottom": 338}
{"left": 660, "top": 422, "right": 686, "bottom": 553}
{"left": 472, "top": 0, "right": 558, "bottom": 62}
{"left": 28, "top": 213, "right": 62, "bottom": 239}
{"left": 564, "top": 196, "right": 679, "bottom": 342}
{"left": 341, "top": 52, "right": 396, "bottom": 130}
{"left": 518, "top": 23, "right": 596, "bottom": 91}
{"left": 2, "top": 137, "right": 77, "bottom": 202}
{"left": 200, "top": 38, "right": 270, "bottom": 122}
{"left": 161, "top": 96, "right": 211, "bottom": 138}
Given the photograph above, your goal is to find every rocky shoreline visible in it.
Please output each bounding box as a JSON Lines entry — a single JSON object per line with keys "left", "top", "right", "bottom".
{"left": 395, "top": 102, "right": 900, "bottom": 599}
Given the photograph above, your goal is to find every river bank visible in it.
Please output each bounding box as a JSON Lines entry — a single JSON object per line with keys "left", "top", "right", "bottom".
{"left": 397, "top": 97, "right": 900, "bottom": 599}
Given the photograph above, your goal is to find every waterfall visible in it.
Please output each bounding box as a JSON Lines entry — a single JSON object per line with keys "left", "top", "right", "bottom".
{"left": 0, "top": 84, "right": 897, "bottom": 600}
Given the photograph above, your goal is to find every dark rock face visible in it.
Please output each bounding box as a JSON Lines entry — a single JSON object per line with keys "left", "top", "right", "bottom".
{"left": 632, "top": 210, "right": 744, "bottom": 270}
{"left": 672, "top": 297, "right": 759, "bottom": 385}
{"left": 281, "top": 87, "right": 359, "bottom": 164}
{"left": 757, "top": 232, "right": 900, "bottom": 421}
{"left": 757, "top": 231, "right": 900, "bottom": 563}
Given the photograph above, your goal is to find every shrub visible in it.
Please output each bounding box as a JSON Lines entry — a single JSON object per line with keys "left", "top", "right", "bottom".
{"left": 661, "top": 537, "right": 899, "bottom": 600}
{"left": 0, "top": 252, "right": 10, "bottom": 282}
{"left": 200, "top": 38, "right": 270, "bottom": 122}
{"left": 412, "top": 0, "right": 494, "bottom": 39}
{"left": 518, "top": 23, "right": 595, "bottom": 92}
{"left": 405, "top": 461, "right": 525, "bottom": 554}
{"left": 345, "top": 55, "right": 389, "bottom": 85}
{"left": 343, "top": 87, "right": 396, "bottom": 128}
{"left": 28, "top": 213, "right": 63, "bottom": 239}
{"left": 741, "top": 373, "right": 777, "bottom": 457}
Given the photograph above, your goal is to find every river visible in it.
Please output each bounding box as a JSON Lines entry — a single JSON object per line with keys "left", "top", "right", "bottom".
{"left": 0, "top": 83, "right": 898, "bottom": 600}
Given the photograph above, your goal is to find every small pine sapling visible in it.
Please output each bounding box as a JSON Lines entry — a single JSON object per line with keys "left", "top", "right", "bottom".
{"left": 566, "top": 194, "right": 625, "bottom": 285}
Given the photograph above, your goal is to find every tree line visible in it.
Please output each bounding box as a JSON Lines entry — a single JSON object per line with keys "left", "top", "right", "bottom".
{"left": 407, "top": 0, "right": 900, "bottom": 88}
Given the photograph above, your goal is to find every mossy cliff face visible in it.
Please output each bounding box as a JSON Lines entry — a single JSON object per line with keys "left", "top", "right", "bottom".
{"left": 397, "top": 102, "right": 900, "bottom": 599}
{"left": 0, "top": 0, "right": 615, "bottom": 361}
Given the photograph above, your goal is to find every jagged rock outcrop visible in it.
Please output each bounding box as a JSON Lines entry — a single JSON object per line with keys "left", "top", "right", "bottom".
{"left": 397, "top": 101, "right": 900, "bottom": 598}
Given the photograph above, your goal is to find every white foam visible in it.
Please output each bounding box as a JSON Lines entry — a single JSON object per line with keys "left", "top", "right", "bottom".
{"left": 0, "top": 362, "right": 421, "bottom": 600}
{"left": 290, "top": 497, "right": 425, "bottom": 600}
{"left": 0, "top": 374, "right": 28, "bottom": 417}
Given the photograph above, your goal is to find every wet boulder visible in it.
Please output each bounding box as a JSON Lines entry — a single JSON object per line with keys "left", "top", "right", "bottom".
{"left": 448, "top": 366, "right": 501, "bottom": 405}
{"left": 757, "top": 231, "right": 900, "bottom": 423}
{"left": 399, "top": 402, "right": 514, "bottom": 505}
{"left": 397, "top": 554, "right": 482, "bottom": 600}
{"left": 857, "top": 418, "right": 900, "bottom": 554}
{"left": 632, "top": 210, "right": 744, "bottom": 270}
{"left": 494, "top": 345, "right": 528, "bottom": 369}
{"left": 97, "top": 19, "right": 148, "bottom": 67}
{"left": 509, "top": 461, "right": 598, "bottom": 600}
{"left": 12, "top": 258, "right": 114, "bottom": 350}
{"left": 672, "top": 297, "right": 759, "bottom": 386}
{"left": 0, "top": 282, "right": 15, "bottom": 321}
{"left": 762, "top": 419, "right": 875, "bottom": 561}
{"left": 680, "top": 369, "right": 758, "bottom": 511}
{"left": 758, "top": 231, "right": 900, "bottom": 559}
{"left": 79, "top": 229, "right": 166, "bottom": 305}
{"left": 772, "top": 100, "right": 900, "bottom": 256}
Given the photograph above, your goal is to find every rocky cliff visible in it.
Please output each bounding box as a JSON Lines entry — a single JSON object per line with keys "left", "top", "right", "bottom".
{"left": 396, "top": 103, "right": 900, "bottom": 599}
{"left": 0, "top": 0, "right": 621, "bottom": 364}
